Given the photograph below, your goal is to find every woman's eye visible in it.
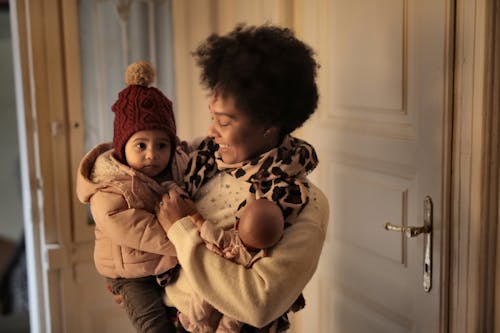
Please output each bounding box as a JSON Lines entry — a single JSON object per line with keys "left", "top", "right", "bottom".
{"left": 218, "top": 118, "right": 230, "bottom": 127}
{"left": 211, "top": 113, "right": 230, "bottom": 127}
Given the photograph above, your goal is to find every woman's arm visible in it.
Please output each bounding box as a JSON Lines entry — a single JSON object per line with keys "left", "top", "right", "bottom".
{"left": 166, "top": 186, "right": 329, "bottom": 328}
{"left": 90, "top": 191, "right": 173, "bottom": 255}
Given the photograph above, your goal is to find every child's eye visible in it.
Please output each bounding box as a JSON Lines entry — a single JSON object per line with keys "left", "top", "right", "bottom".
{"left": 158, "top": 142, "right": 169, "bottom": 149}
{"left": 136, "top": 143, "right": 147, "bottom": 150}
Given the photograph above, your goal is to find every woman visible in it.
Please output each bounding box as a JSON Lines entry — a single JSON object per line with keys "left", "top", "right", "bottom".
{"left": 156, "top": 24, "right": 329, "bottom": 332}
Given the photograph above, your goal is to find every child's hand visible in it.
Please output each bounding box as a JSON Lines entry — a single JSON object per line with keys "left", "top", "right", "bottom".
{"left": 105, "top": 281, "right": 124, "bottom": 309}
{"left": 160, "top": 182, "right": 187, "bottom": 196}
{"left": 157, "top": 188, "right": 199, "bottom": 232}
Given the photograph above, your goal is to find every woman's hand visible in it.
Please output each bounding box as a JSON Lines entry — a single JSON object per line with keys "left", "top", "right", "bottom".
{"left": 157, "top": 188, "right": 198, "bottom": 232}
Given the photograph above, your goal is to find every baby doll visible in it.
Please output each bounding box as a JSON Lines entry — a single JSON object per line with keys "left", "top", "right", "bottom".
{"left": 179, "top": 199, "right": 285, "bottom": 333}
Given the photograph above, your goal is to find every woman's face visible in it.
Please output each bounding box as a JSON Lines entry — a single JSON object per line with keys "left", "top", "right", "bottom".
{"left": 207, "top": 93, "right": 278, "bottom": 164}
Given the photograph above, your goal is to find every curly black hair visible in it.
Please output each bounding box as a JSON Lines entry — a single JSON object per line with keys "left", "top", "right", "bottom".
{"left": 192, "top": 24, "right": 319, "bottom": 135}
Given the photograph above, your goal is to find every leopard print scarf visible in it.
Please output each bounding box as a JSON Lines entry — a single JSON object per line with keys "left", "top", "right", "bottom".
{"left": 184, "top": 135, "right": 318, "bottom": 220}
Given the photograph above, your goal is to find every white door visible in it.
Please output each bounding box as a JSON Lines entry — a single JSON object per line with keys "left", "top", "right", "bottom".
{"left": 296, "top": 0, "right": 451, "bottom": 332}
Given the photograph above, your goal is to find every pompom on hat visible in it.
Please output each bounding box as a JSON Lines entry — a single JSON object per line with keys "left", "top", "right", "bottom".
{"left": 112, "top": 61, "right": 177, "bottom": 163}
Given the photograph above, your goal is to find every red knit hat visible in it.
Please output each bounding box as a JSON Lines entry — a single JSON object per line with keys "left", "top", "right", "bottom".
{"left": 112, "top": 61, "right": 176, "bottom": 163}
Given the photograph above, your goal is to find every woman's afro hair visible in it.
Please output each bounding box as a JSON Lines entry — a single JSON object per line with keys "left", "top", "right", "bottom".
{"left": 193, "top": 24, "right": 319, "bottom": 135}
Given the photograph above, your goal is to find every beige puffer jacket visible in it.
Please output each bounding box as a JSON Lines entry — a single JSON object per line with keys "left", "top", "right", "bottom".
{"left": 76, "top": 142, "right": 188, "bottom": 278}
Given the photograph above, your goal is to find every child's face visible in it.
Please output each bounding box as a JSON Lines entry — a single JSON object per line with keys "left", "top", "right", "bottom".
{"left": 124, "top": 129, "right": 172, "bottom": 177}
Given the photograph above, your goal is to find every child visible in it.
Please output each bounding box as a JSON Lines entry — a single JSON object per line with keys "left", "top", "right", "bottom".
{"left": 76, "top": 61, "right": 188, "bottom": 333}
{"left": 175, "top": 135, "right": 317, "bottom": 333}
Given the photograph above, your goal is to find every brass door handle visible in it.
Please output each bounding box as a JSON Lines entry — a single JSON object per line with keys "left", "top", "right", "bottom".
{"left": 383, "top": 196, "right": 433, "bottom": 292}
{"left": 384, "top": 222, "right": 431, "bottom": 238}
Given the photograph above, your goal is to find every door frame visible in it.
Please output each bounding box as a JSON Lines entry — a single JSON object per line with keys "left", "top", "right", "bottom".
{"left": 450, "top": 0, "right": 499, "bottom": 332}
{"left": 8, "top": 0, "right": 500, "bottom": 331}
{"left": 9, "top": 0, "right": 81, "bottom": 331}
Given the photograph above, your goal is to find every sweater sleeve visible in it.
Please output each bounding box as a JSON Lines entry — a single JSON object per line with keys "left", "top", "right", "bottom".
{"left": 90, "top": 190, "right": 173, "bottom": 255}
{"left": 167, "top": 187, "right": 329, "bottom": 328}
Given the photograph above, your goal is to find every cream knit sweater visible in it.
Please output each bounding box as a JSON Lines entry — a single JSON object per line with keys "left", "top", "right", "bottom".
{"left": 165, "top": 172, "right": 329, "bottom": 329}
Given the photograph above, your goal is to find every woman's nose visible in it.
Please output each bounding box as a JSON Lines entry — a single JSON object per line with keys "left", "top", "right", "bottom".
{"left": 207, "top": 122, "right": 219, "bottom": 138}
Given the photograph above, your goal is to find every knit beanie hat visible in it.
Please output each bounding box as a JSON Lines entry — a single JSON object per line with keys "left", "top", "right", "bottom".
{"left": 112, "top": 61, "right": 177, "bottom": 163}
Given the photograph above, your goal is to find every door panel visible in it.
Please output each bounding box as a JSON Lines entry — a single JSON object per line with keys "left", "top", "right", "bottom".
{"left": 72, "top": 260, "right": 134, "bottom": 332}
{"left": 297, "top": 0, "right": 451, "bottom": 331}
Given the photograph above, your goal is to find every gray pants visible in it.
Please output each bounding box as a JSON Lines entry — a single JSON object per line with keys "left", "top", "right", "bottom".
{"left": 107, "top": 276, "right": 177, "bottom": 333}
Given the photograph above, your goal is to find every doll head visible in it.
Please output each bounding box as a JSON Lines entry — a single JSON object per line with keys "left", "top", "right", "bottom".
{"left": 238, "top": 199, "right": 285, "bottom": 250}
